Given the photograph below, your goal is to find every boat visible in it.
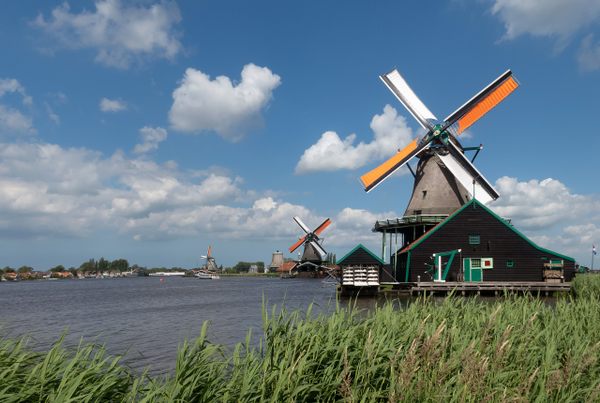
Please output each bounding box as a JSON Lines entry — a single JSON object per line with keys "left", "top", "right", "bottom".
{"left": 195, "top": 270, "right": 220, "bottom": 280}
{"left": 148, "top": 271, "right": 186, "bottom": 277}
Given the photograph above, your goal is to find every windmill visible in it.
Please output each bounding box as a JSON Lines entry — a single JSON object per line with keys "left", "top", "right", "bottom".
{"left": 200, "top": 245, "right": 219, "bottom": 272}
{"left": 360, "top": 69, "right": 519, "bottom": 216}
{"left": 360, "top": 68, "right": 519, "bottom": 263}
{"left": 289, "top": 216, "right": 332, "bottom": 267}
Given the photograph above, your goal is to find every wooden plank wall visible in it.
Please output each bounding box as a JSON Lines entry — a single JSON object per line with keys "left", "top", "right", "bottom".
{"left": 392, "top": 203, "right": 575, "bottom": 282}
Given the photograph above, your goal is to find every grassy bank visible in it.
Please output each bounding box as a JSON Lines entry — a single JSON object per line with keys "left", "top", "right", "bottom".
{"left": 3, "top": 279, "right": 600, "bottom": 401}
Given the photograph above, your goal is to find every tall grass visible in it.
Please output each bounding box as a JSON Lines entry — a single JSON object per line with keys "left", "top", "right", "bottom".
{"left": 572, "top": 273, "right": 600, "bottom": 298}
{"left": 3, "top": 287, "right": 600, "bottom": 401}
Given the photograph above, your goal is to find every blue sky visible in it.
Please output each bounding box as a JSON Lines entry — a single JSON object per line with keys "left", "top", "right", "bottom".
{"left": 0, "top": 0, "right": 599, "bottom": 269}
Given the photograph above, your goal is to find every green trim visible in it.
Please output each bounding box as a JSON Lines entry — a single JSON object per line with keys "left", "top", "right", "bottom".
{"left": 405, "top": 251, "right": 411, "bottom": 282}
{"left": 432, "top": 249, "right": 459, "bottom": 281}
{"left": 337, "top": 243, "right": 384, "bottom": 265}
{"left": 403, "top": 199, "right": 575, "bottom": 262}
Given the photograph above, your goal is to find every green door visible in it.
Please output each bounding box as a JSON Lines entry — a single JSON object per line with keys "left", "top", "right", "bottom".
{"left": 463, "top": 258, "right": 482, "bottom": 282}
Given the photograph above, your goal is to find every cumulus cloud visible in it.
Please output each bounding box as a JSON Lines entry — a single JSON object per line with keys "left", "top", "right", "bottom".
{"left": 0, "top": 142, "right": 248, "bottom": 238}
{"left": 169, "top": 63, "right": 281, "bottom": 141}
{"left": 0, "top": 79, "right": 33, "bottom": 105}
{"left": 328, "top": 207, "right": 396, "bottom": 248}
{"left": 490, "top": 0, "right": 600, "bottom": 69}
{"left": 32, "top": 0, "right": 182, "bottom": 69}
{"left": 100, "top": 97, "right": 127, "bottom": 112}
{"left": 0, "top": 78, "right": 34, "bottom": 134}
{"left": 490, "top": 176, "right": 600, "bottom": 263}
{"left": 0, "top": 139, "right": 398, "bottom": 258}
{"left": 492, "top": 0, "right": 600, "bottom": 43}
{"left": 133, "top": 126, "right": 167, "bottom": 154}
{"left": 578, "top": 34, "right": 600, "bottom": 72}
{"left": 296, "top": 105, "right": 414, "bottom": 173}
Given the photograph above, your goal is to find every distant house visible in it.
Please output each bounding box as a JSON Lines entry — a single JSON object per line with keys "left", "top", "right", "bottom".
{"left": 248, "top": 264, "right": 259, "bottom": 274}
{"left": 276, "top": 261, "right": 298, "bottom": 274}
{"left": 391, "top": 199, "right": 575, "bottom": 283}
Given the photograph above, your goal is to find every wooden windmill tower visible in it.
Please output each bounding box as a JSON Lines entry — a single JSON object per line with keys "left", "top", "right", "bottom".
{"left": 201, "top": 245, "right": 219, "bottom": 272}
{"left": 360, "top": 68, "right": 519, "bottom": 253}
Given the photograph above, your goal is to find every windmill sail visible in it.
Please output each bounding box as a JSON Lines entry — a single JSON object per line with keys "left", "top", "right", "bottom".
{"left": 444, "top": 70, "right": 519, "bottom": 134}
{"left": 380, "top": 69, "right": 437, "bottom": 130}
{"left": 360, "top": 139, "right": 429, "bottom": 193}
{"left": 436, "top": 141, "right": 499, "bottom": 204}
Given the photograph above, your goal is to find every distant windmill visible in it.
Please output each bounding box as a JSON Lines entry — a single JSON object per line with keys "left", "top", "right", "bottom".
{"left": 360, "top": 68, "right": 519, "bottom": 216}
{"left": 289, "top": 216, "right": 332, "bottom": 266}
{"left": 201, "top": 245, "right": 219, "bottom": 272}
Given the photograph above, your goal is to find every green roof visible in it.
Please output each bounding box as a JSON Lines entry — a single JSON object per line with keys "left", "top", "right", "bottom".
{"left": 337, "top": 243, "right": 384, "bottom": 265}
{"left": 401, "top": 199, "right": 575, "bottom": 262}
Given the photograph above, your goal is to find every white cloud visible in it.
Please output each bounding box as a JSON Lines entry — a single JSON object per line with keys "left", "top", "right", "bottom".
{"left": 0, "top": 79, "right": 33, "bottom": 105}
{"left": 578, "top": 34, "right": 600, "bottom": 71}
{"left": 45, "top": 102, "right": 60, "bottom": 125}
{"left": 492, "top": 0, "right": 600, "bottom": 42}
{"left": 133, "top": 126, "right": 167, "bottom": 154}
{"left": 99, "top": 97, "right": 127, "bottom": 112}
{"left": 32, "top": 0, "right": 182, "bottom": 69}
{"left": 0, "top": 79, "right": 34, "bottom": 134}
{"left": 0, "top": 106, "right": 35, "bottom": 134}
{"left": 327, "top": 207, "right": 396, "bottom": 248}
{"left": 490, "top": 0, "right": 600, "bottom": 69}
{"left": 0, "top": 140, "right": 396, "bottom": 258}
{"left": 295, "top": 105, "right": 414, "bottom": 173}
{"left": 169, "top": 63, "right": 282, "bottom": 141}
{"left": 490, "top": 176, "right": 600, "bottom": 263}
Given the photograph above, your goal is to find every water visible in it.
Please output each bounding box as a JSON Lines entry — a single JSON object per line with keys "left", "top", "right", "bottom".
{"left": 0, "top": 276, "right": 338, "bottom": 375}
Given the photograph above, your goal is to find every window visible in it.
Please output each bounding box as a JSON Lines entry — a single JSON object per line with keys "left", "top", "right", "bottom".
{"left": 471, "top": 258, "right": 481, "bottom": 268}
{"left": 506, "top": 259, "right": 514, "bottom": 268}
{"left": 469, "top": 234, "right": 480, "bottom": 245}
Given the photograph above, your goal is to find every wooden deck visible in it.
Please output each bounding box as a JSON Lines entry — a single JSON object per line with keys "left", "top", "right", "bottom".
{"left": 408, "top": 281, "right": 571, "bottom": 295}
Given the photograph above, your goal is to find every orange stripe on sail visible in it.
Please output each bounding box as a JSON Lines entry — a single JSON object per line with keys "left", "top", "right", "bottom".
{"left": 314, "top": 219, "right": 331, "bottom": 236}
{"left": 289, "top": 235, "right": 306, "bottom": 253}
{"left": 457, "top": 76, "right": 518, "bottom": 134}
{"left": 360, "top": 139, "right": 418, "bottom": 190}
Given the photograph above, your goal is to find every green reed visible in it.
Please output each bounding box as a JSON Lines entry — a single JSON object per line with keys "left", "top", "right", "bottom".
{"left": 3, "top": 279, "right": 600, "bottom": 401}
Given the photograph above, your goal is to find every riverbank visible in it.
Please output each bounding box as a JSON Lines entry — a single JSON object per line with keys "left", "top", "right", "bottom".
{"left": 2, "top": 275, "right": 600, "bottom": 401}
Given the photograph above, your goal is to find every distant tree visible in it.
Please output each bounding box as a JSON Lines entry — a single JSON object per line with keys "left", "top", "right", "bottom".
{"left": 2, "top": 266, "right": 15, "bottom": 273}
{"left": 97, "top": 257, "right": 110, "bottom": 273}
{"left": 79, "top": 259, "right": 96, "bottom": 272}
{"left": 50, "top": 265, "right": 65, "bottom": 273}
{"left": 69, "top": 267, "right": 78, "bottom": 277}
{"left": 110, "top": 259, "right": 129, "bottom": 272}
{"left": 17, "top": 266, "right": 34, "bottom": 273}
{"left": 232, "top": 261, "right": 265, "bottom": 272}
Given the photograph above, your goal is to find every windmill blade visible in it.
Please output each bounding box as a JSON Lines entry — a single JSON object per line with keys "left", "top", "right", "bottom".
{"left": 436, "top": 141, "right": 499, "bottom": 205}
{"left": 380, "top": 69, "right": 437, "bottom": 130}
{"left": 289, "top": 235, "right": 307, "bottom": 253}
{"left": 360, "top": 138, "right": 429, "bottom": 192}
{"left": 200, "top": 255, "right": 207, "bottom": 259}
{"left": 444, "top": 70, "right": 519, "bottom": 135}
{"left": 293, "top": 216, "right": 311, "bottom": 234}
{"left": 310, "top": 240, "right": 327, "bottom": 258}
{"left": 313, "top": 218, "right": 331, "bottom": 236}
{"left": 207, "top": 245, "right": 211, "bottom": 258}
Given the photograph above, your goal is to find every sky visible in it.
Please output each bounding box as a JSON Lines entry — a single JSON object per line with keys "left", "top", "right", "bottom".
{"left": 0, "top": 0, "right": 599, "bottom": 269}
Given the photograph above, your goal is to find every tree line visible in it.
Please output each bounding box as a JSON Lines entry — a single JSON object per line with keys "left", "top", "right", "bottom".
{"left": 0, "top": 257, "right": 271, "bottom": 276}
